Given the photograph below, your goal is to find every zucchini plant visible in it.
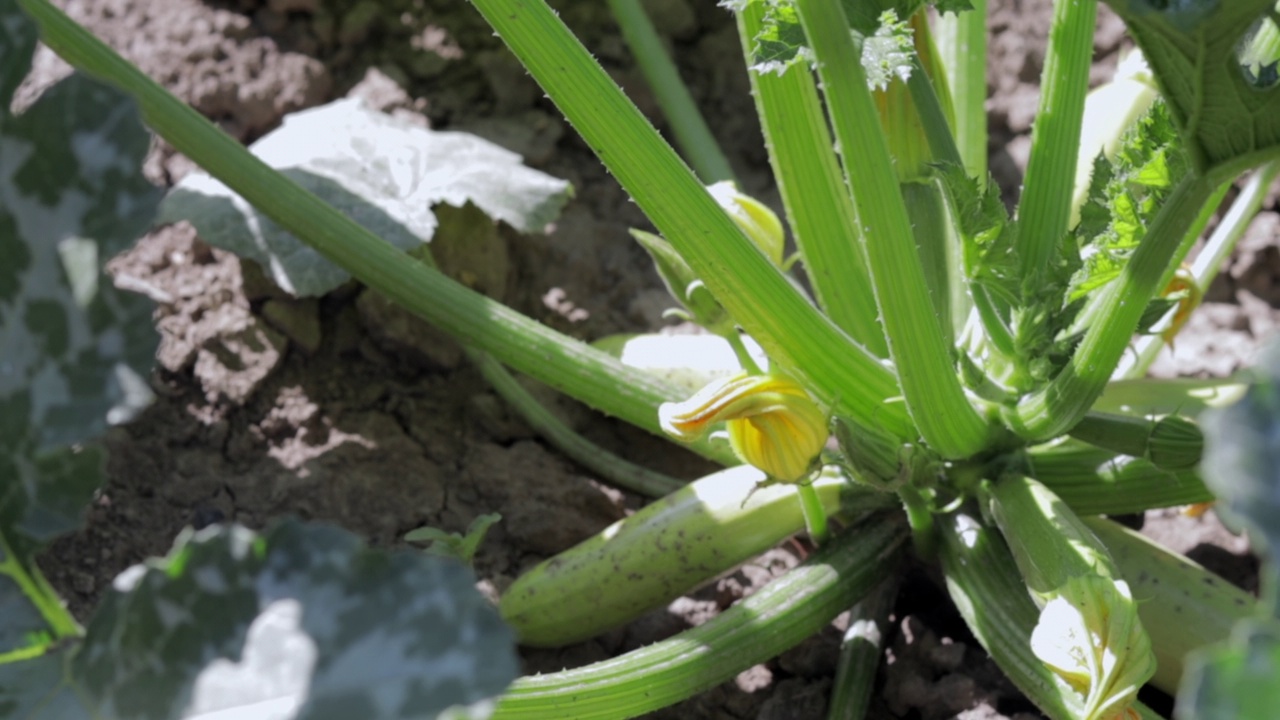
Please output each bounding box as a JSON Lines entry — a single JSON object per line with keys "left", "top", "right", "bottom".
{"left": 7, "top": 0, "right": 1280, "bottom": 718}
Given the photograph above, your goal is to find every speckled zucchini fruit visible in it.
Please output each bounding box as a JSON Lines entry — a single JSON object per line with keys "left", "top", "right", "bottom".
{"left": 500, "top": 464, "right": 891, "bottom": 647}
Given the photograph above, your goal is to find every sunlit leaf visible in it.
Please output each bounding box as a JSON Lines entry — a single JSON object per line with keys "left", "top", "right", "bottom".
{"left": 158, "top": 99, "right": 572, "bottom": 297}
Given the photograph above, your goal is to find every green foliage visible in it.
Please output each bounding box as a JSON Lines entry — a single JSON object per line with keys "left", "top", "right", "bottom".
{"left": 734, "top": 1, "right": 923, "bottom": 80}
{"left": 1, "top": 5, "right": 518, "bottom": 717}
{"left": 940, "top": 100, "right": 1187, "bottom": 393}
{"left": 21, "top": 0, "right": 1280, "bottom": 714}
{"left": 1185, "top": 338, "right": 1280, "bottom": 718}
{"left": 157, "top": 99, "right": 572, "bottom": 297}
{"left": 862, "top": 11, "right": 917, "bottom": 91}
{"left": 1068, "top": 101, "right": 1187, "bottom": 302}
{"left": 1201, "top": 340, "right": 1280, "bottom": 583}
{"left": 935, "top": 161, "right": 1081, "bottom": 389}
{"left": 406, "top": 513, "right": 503, "bottom": 565}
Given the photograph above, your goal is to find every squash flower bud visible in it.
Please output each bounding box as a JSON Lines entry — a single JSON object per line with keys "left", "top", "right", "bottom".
{"left": 706, "top": 181, "right": 785, "bottom": 267}
{"left": 1160, "top": 265, "right": 1202, "bottom": 345}
{"left": 1030, "top": 576, "right": 1154, "bottom": 720}
{"left": 659, "top": 373, "right": 827, "bottom": 482}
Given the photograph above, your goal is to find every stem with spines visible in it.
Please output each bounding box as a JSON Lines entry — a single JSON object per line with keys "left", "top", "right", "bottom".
{"left": 795, "top": 0, "right": 993, "bottom": 458}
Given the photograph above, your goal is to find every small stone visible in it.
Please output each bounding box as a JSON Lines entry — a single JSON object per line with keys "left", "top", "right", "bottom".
{"left": 347, "top": 66, "right": 412, "bottom": 113}
{"left": 238, "top": 258, "right": 290, "bottom": 302}
{"left": 194, "top": 317, "right": 288, "bottom": 404}
{"left": 261, "top": 298, "right": 323, "bottom": 355}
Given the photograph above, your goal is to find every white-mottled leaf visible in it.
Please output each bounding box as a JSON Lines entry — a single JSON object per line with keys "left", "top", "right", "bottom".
{"left": 65, "top": 520, "right": 516, "bottom": 720}
{"left": 0, "top": 0, "right": 160, "bottom": 544}
{"left": 157, "top": 98, "right": 572, "bottom": 296}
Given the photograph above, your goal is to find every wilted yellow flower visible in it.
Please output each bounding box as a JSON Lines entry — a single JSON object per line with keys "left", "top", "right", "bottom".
{"left": 706, "top": 181, "right": 786, "bottom": 267}
{"left": 1030, "top": 576, "right": 1154, "bottom": 720}
{"left": 659, "top": 373, "right": 827, "bottom": 482}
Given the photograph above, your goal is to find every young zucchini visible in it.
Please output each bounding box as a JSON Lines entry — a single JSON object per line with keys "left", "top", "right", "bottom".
{"left": 492, "top": 513, "right": 907, "bottom": 719}
{"left": 500, "top": 464, "right": 892, "bottom": 647}
{"left": 985, "top": 475, "right": 1155, "bottom": 720}
{"left": 936, "top": 510, "right": 1164, "bottom": 720}
{"left": 1083, "top": 516, "right": 1257, "bottom": 694}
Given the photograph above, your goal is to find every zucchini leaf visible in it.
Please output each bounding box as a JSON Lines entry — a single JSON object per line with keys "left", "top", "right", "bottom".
{"left": 1105, "top": 0, "right": 1280, "bottom": 181}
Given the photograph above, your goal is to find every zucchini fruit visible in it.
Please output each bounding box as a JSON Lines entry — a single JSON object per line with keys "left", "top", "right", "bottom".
{"left": 492, "top": 512, "right": 907, "bottom": 719}
{"left": 501, "top": 464, "right": 890, "bottom": 647}
{"left": 1084, "top": 516, "right": 1257, "bottom": 694}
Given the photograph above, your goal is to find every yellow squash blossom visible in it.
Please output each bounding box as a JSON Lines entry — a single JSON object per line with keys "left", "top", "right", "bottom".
{"left": 659, "top": 373, "right": 827, "bottom": 482}
{"left": 706, "top": 181, "right": 786, "bottom": 267}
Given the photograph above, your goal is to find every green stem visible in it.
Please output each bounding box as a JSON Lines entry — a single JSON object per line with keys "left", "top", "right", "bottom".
{"left": 796, "top": 480, "right": 829, "bottom": 544}
{"left": 937, "top": 510, "right": 1165, "bottom": 720}
{"left": 827, "top": 578, "right": 898, "bottom": 720}
{"left": 1094, "top": 374, "right": 1254, "bottom": 418}
{"left": 903, "top": 181, "right": 965, "bottom": 347}
{"left": 1015, "top": 0, "right": 1097, "bottom": 286}
{"left": 936, "top": 510, "right": 1080, "bottom": 719}
{"left": 0, "top": 532, "right": 81, "bottom": 639}
{"left": 905, "top": 57, "right": 964, "bottom": 169}
{"left": 1008, "top": 174, "right": 1215, "bottom": 440}
{"left": 605, "top": 0, "right": 735, "bottom": 183}
{"left": 492, "top": 513, "right": 907, "bottom": 719}
{"left": 469, "top": 350, "right": 686, "bottom": 498}
{"left": 985, "top": 474, "right": 1120, "bottom": 596}
{"left": 1027, "top": 439, "right": 1213, "bottom": 514}
{"left": 932, "top": 0, "right": 988, "bottom": 178}
{"left": 724, "top": 331, "right": 763, "bottom": 375}
{"left": 16, "top": 0, "right": 741, "bottom": 463}
{"left": 795, "top": 0, "right": 992, "bottom": 458}
{"left": 736, "top": 3, "right": 886, "bottom": 355}
{"left": 898, "top": 482, "right": 937, "bottom": 559}
{"left": 1119, "top": 164, "right": 1276, "bottom": 379}
{"left": 464, "top": 0, "right": 914, "bottom": 439}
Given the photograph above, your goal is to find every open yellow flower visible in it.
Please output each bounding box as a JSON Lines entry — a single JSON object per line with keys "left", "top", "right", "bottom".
{"left": 659, "top": 373, "right": 827, "bottom": 482}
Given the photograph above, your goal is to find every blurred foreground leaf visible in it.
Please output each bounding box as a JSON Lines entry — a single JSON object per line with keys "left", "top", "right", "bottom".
{"left": 1200, "top": 341, "right": 1280, "bottom": 571}
{"left": 1, "top": 520, "right": 517, "bottom": 720}
{"left": 1178, "top": 619, "right": 1280, "bottom": 720}
{"left": 0, "top": 0, "right": 160, "bottom": 546}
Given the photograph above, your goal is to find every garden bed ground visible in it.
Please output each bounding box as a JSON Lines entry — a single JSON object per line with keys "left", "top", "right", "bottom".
{"left": 27, "top": 0, "right": 1275, "bottom": 717}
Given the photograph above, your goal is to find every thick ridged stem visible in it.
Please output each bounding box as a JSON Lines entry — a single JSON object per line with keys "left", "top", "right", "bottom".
{"left": 932, "top": 0, "right": 988, "bottom": 178}
{"left": 735, "top": 3, "right": 887, "bottom": 355}
{"left": 493, "top": 513, "right": 907, "bottom": 718}
{"left": 1015, "top": 0, "right": 1097, "bottom": 286}
{"left": 795, "top": 0, "right": 993, "bottom": 457}
{"left": 606, "top": 0, "right": 734, "bottom": 183}
{"left": 467, "top": 0, "right": 914, "bottom": 438}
